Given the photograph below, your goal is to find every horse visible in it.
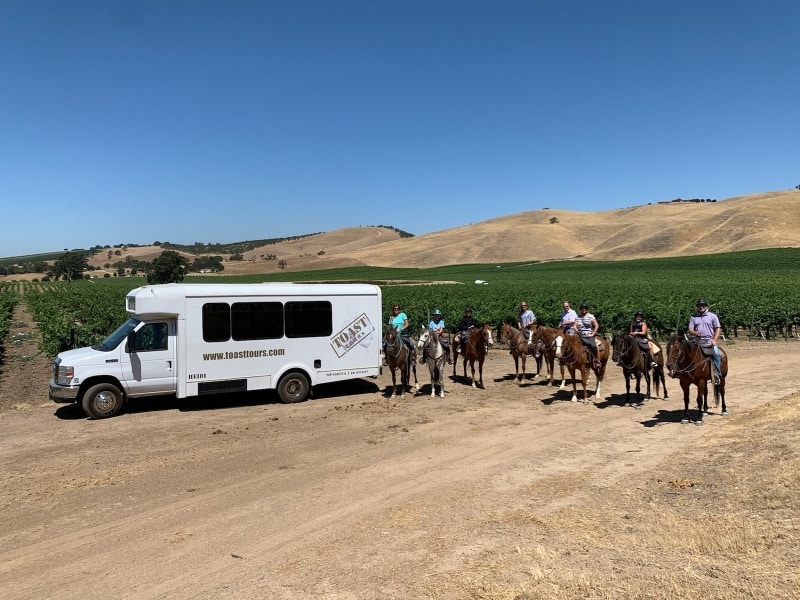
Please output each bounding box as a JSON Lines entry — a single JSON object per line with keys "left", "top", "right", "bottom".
{"left": 552, "top": 332, "right": 609, "bottom": 403}
{"left": 452, "top": 323, "right": 494, "bottom": 388}
{"left": 610, "top": 334, "right": 669, "bottom": 407}
{"left": 383, "top": 326, "right": 418, "bottom": 398}
{"left": 416, "top": 327, "right": 447, "bottom": 398}
{"left": 665, "top": 335, "right": 727, "bottom": 425}
{"left": 529, "top": 325, "right": 567, "bottom": 387}
{"left": 500, "top": 323, "right": 542, "bottom": 384}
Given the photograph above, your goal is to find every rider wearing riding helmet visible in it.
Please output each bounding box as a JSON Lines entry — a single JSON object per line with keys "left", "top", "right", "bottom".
{"left": 687, "top": 297, "right": 722, "bottom": 384}
{"left": 630, "top": 310, "right": 658, "bottom": 368}
{"left": 426, "top": 309, "right": 451, "bottom": 364}
{"left": 454, "top": 307, "right": 477, "bottom": 351}
{"left": 576, "top": 301, "right": 602, "bottom": 370}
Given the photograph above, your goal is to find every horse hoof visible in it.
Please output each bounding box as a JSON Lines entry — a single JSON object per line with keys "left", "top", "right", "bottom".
{"left": 681, "top": 418, "right": 689, "bottom": 424}
{"left": 695, "top": 420, "right": 704, "bottom": 426}
{"left": 721, "top": 411, "right": 728, "bottom": 416}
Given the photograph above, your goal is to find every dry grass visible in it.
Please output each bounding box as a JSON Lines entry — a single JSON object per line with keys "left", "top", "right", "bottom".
{"left": 416, "top": 394, "right": 800, "bottom": 600}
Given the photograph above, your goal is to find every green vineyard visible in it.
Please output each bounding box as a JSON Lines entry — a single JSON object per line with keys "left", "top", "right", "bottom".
{"left": 7, "top": 248, "right": 800, "bottom": 358}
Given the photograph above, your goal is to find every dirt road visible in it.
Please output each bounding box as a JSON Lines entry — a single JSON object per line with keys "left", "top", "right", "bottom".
{"left": 1, "top": 332, "right": 798, "bottom": 599}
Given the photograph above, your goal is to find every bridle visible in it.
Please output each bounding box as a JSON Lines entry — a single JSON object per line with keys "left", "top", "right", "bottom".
{"left": 666, "top": 338, "right": 705, "bottom": 377}
{"left": 385, "top": 329, "right": 407, "bottom": 362}
{"left": 614, "top": 334, "right": 645, "bottom": 371}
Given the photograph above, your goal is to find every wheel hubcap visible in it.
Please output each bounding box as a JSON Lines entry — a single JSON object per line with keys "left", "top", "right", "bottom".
{"left": 95, "top": 391, "right": 116, "bottom": 412}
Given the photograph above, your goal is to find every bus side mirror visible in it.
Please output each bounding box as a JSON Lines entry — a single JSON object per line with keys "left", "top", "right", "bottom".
{"left": 127, "top": 331, "right": 137, "bottom": 353}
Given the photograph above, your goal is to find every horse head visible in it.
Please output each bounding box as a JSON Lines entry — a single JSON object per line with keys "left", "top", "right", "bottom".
{"left": 417, "top": 326, "right": 430, "bottom": 351}
{"left": 482, "top": 323, "right": 494, "bottom": 349}
{"left": 664, "top": 334, "right": 683, "bottom": 378}
{"left": 611, "top": 333, "right": 630, "bottom": 364}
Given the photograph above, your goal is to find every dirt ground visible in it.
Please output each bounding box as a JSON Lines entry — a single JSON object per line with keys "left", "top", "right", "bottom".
{"left": 1, "top": 303, "right": 799, "bottom": 599}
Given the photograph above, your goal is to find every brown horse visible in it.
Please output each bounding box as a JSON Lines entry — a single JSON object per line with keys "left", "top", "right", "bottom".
{"left": 383, "top": 326, "right": 418, "bottom": 398}
{"left": 553, "top": 333, "right": 609, "bottom": 403}
{"left": 611, "top": 333, "right": 668, "bottom": 407}
{"left": 529, "top": 325, "right": 567, "bottom": 387}
{"left": 665, "top": 335, "right": 727, "bottom": 425}
{"left": 500, "top": 323, "right": 542, "bottom": 384}
{"left": 453, "top": 323, "right": 494, "bottom": 388}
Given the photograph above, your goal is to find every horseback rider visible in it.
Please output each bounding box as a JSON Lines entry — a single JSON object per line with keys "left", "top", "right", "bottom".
{"left": 384, "top": 303, "right": 416, "bottom": 365}
{"left": 630, "top": 310, "right": 658, "bottom": 368}
{"left": 427, "top": 309, "right": 452, "bottom": 364}
{"left": 453, "top": 307, "right": 477, "bottom": 352}
{"left": 518, "top": 301, "right": 536, "bottom": 345}
{"left": 576, "top": 301, "right": 602, "bottom": 370}
{"left": 560, "top": 300, "right": 578, "bottom": 335}
{"left": 687, "top": 298, "right": 723, "bottom": 384}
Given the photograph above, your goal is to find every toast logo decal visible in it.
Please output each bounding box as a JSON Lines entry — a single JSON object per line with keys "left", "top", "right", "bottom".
{"left": 331, "top": 313, "right": 375, "bottom": 357}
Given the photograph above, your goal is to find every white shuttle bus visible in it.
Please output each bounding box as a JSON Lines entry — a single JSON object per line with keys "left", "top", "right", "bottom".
{"left": 49, "top": 283, "right": 382, "bottom": 419}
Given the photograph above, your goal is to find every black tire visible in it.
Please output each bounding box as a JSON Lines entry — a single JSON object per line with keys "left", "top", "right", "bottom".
{"left": 276, "top": 372, "right": 310, "bottom": 404}
{"left": 81, "top": 383, "right": 125, "bottom": 419}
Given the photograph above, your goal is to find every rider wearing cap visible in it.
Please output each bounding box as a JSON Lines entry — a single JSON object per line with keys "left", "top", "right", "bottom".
{"left": 576, "top": 301, "right": 602, "bottom": 370}
{"left": 427, "top": 309, "right": 451, "bottom": 364}
{"left": 687, "top": 297, "right": 722, "bottom": 383}
{"left": 629, "top": 310, "right": 658, "bottom": 368}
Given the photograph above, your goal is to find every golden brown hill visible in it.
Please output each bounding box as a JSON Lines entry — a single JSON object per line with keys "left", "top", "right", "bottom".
{"left": 81, "top": 189, "right": 800, "bottom": 277}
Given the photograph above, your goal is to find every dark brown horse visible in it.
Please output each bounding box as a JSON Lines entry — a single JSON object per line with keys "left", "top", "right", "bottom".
{"left": 665, "top": 335, "right": 727, "bottom": 425}
{"left": 611, "top": 334, "right": 668, "bottom": 407}
{"left": 383, "top": 326, "right": 418, "bottom": 398}
{"left": 501, "top": 323, "right": 542, "bottom": 384}
{"left": 553, "top": 333, "right": 609, "bottom": 403}
{"left": 529, "top": 325, "right": 567, "bottom": 387}
{"left": 453, "top": 323, "right": 494, "bottom": 388}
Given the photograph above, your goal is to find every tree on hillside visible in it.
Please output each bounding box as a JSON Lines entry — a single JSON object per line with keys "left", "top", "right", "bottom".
{"left": 51, "top": 251, "right": 89, "bottom": 282}
{"left": 147, "top": 251, "right": 188, "bottom": 284}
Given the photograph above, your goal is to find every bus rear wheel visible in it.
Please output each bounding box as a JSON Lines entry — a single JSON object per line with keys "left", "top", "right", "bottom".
{"left": 277, "top": 372, "right": 310, "bottom": 403}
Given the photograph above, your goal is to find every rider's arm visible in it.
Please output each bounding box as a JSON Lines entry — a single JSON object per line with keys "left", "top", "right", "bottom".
{"left": 711, "top": 326, "right": 721, "bottom": 345}
{"left": 591, "top": 318, "right": 599, "bottom": 337}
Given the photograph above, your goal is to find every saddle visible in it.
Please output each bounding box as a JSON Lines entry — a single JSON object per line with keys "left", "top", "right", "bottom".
{"left": 697, "top": 343, "right": 715, "bottom": 358}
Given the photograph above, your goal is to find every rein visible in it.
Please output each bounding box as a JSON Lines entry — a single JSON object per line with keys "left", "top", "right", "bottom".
{"left": 616, "top": 335, "right": 644, "bottom": 371}
{"left": 385, "top": 331, "right": 407, "bottom": 363}
{"left": 668, "top": 340, "right": 706, "bottom": 376}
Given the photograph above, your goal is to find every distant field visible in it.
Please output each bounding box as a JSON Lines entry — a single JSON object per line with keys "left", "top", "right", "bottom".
{"left": 9, "top": 248, "right": 799, "bottom": 357}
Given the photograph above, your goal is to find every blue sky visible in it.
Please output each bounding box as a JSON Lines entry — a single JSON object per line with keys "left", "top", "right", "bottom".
{"left": 2, "top": 1, "right": 798, "bottom": 258}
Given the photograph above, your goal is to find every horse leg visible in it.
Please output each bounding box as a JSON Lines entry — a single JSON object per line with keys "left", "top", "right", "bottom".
{"left": 695, "top": 380, "right": 707, "bottom": 425}
{"left": 470, "top": 359, "right": 477, "bottom": 388}
{"left": 718, "top": 377, "right": 727, "bottom": 416}
{"left": 680, "top": 379, "right": 692, "bottom": 424}
{"left": 624, "top": 369, "right": 632, "bottom": 406}
{"left": 569, "top": 367, "right": 579, "bottom": 402}
{"left": 581, "top": 366, "right": 591, "bottom": 404}
{"left": 389, "top": 369, "right": 398, "bottom": 399}
{"left": 478, "top": 357, "right": 485, "bottom": 388}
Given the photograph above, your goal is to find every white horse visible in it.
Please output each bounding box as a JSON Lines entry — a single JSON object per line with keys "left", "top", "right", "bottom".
{"left": 417, "top": 326, "right": 447, "bottom": 398}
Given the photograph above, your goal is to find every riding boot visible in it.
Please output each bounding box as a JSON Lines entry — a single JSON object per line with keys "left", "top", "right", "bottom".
{"left": 649, "top": 353, "right": 658, "bottom": 368}
{"left": 446, "top": 351, "right": 452, "bottom": 364}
